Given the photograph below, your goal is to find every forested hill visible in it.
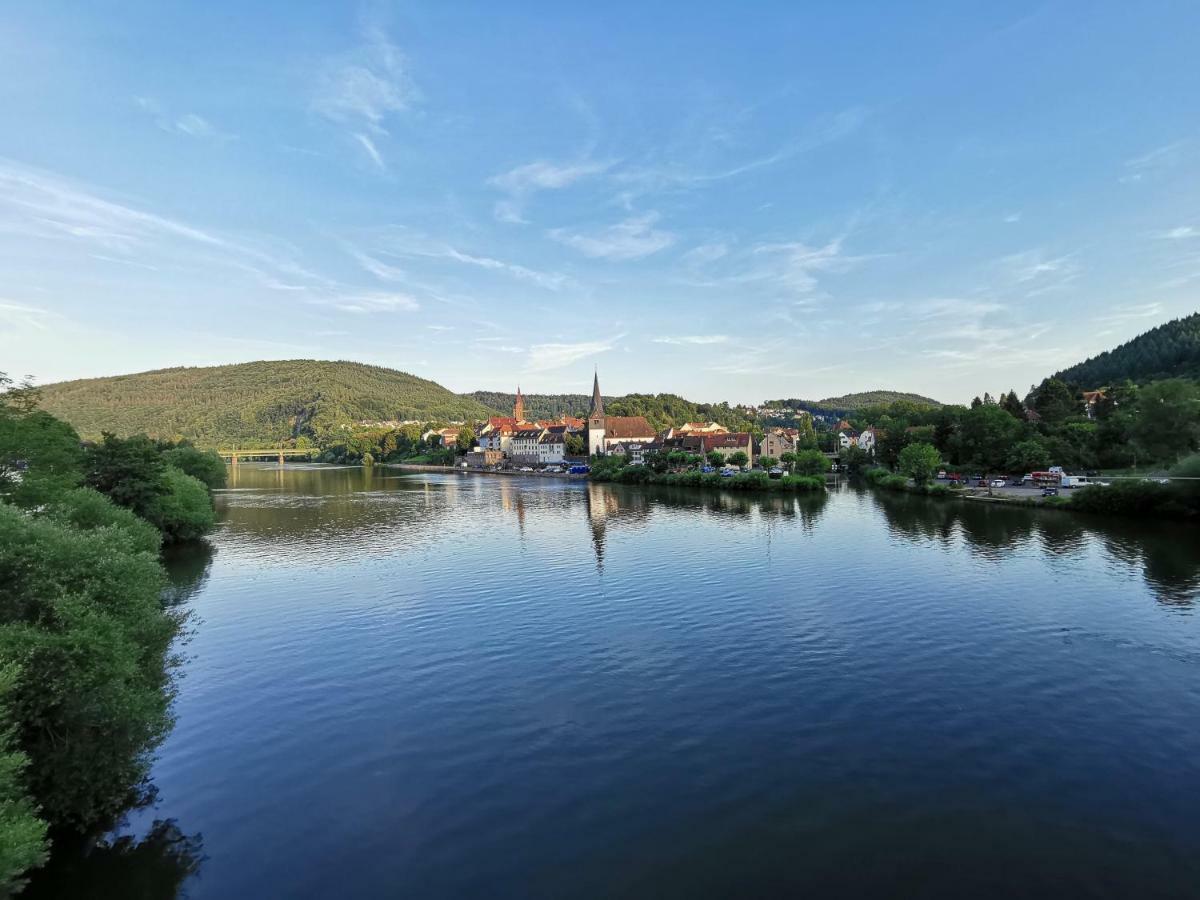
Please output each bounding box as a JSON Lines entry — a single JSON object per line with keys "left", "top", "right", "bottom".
{"left": 1053, "top": 312, "right": 1200, "bottom": 387}
{"left": 465, "top": 391, "right": 595, "bottom": 420}
{"left": 766, "top": 390, "right": 941, "bottom": 414}
{"left": 39, "top": 360, "right": 493, "bottom": 445}
{"left": 466, "top": 391, "right": 757, "bottom": 431}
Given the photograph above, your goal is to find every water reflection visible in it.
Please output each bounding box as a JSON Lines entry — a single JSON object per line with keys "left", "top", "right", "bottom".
{"left": 870, "top": 489, "right": 1200, "bottom": 608}
{"left": 24, "top": 820, "right": 204, "bottom": 900}
{"left": 161, "top": 541, "right": 214, "bottom": 608}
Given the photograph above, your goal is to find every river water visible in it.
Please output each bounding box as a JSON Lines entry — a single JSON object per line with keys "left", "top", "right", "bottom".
{"left": 28, "top": 464, "right": 1200, "bottom": 898}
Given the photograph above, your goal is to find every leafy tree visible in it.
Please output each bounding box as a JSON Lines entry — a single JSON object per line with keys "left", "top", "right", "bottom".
{"left": 779, "top": 451, "right": 797, "bottom": 473}
{"left": 0, "top": 409, "right": 84, "bottom": 508}
{"left": 1034, "top": 378, "right": 1078, "bottom": 424}
{"left": 840, "top": 445, "right": 871, "bottom": 474}
{"left": 898, "top": 442, "right": 941, "bottom": 485}
{"left": 0, "top": 664, "right": 48, "bottom": 895}
{"left": 1132, "top": 378, "right": 1200, "bottom": 462}
{"left": 792, "top": 449, "right": 830, "bottom": 476}
{"left": 758, "top": 456, "right": 778, "bottom": 469}
{"left": 1005, "top": 438, "right": 1050, "bottom": 473}
{"left": 565, "top": 433, "right": 585, "bottom": 456}
{"left": 147, "top": 468, "right": 216, "bottom": 542}
{"left": 84, "top": 434, "right": 168, "bottom": 522}
{"left": 949, "top": 405, "right": 1024, "bottom": 471}
{"left": 1000, "top": 390, "right": 1025, "bottom": 420}
{"left": 706, "top": 450, "right": 725, "bottom": 468}
{"left": 1169, "top": 453, "right": 1200, "bottom": 506}
{"left": 161, "top": 445, "right": 226, "bottom": 491}
{"left": 728, "top": 451, "right": 749, "bottom": 468}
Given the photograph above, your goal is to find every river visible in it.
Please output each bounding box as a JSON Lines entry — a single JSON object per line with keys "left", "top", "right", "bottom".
{"left": 28, "top": 464, "right": 1200, "bottom": 898}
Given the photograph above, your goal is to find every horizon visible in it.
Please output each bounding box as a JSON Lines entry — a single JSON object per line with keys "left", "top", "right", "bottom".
{"left": 3, "top": 3, "right": 1199, "bottom": 403}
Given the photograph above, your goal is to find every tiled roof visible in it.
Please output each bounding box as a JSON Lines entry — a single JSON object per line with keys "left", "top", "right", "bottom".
{"left": 701, "top": 432, "right": 751, "bottom": 451}
{"left": 605, "top": 416, "right": 656, "bottom": 439}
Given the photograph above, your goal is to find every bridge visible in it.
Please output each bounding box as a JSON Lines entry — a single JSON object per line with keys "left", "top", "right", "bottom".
{"left": 216, "top": 448, "right": 315, "bottom": 465}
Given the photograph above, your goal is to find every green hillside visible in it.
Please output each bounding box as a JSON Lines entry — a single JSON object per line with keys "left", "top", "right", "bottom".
{"left": 39, "top": 360, "right": 493, "bottom": 446}
{"left": 1053, "top": 312, "right": 1200, "bottom": 387}
{"left": 465, "top": 391, "right": 594, "bottom": 419}
{"left": 815, "top": 390, "right": 942, "bottom": 409}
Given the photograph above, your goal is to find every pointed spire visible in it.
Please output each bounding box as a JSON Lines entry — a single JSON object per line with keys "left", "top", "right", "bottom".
{"left": 589, "top": 369, "right": 604, "bottom": 418}
{"left": 514, "top": 384, "right": 526, "bottom": 421}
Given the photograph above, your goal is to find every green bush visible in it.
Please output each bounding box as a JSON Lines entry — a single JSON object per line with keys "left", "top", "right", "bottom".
{"left": 1069, "top": 481, "right": 1175, "bottom": 516}
{"left": 44, "top": 488, "right": 162, "bottom": 555}
{"left": 161, "top": 445, "right": 227, "bottom": 491}
{"left": 0, "top": 505, "right": 180, "bottom": 832}
{"left": 147, "top": 468, "right": 216, "bottom": 543}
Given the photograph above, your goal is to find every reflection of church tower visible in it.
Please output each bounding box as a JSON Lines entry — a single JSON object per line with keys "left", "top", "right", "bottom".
{"left": 587, "top": 371, "right": 606, "bottom": 456}
{"left": 514, "top": 386, "right": 525, "bottom": 422}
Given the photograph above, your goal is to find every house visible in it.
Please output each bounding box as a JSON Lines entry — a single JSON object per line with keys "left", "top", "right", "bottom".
{"left": 434, "top": 427, "right": 461, "bottom": 447}
{"left": 509, "top": 426, "right": 545, "bottom": 465}
{"left": 858, "top": 427, "right": 877, "bottom": 453}
{"left": 674, "top": 421, "right": 729, "bottom": 435}
{"left": 610, "top": 439, "right": 664, "bottom": 465}
{"left": 537, "top": 429, "right": 566, "bottom": 465}
{"left": 478, "top": 417, "right": 520, "bottom": 454}
{"left": 837, "top": 428, "right": 859, "bottom": 450}
{"left": 761, "top": 427, "right": 800, "bottom": 459}
{"left": 700, "top": 432, "right": 755, "bottom": 466}
{"left": 464, "top": 449, "right": 504, "bottom": 468}
{"left": 1081, "top": 389, "right": 1107, "bottom": 419}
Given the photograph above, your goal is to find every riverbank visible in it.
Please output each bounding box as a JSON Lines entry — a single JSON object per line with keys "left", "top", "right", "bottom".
{"left": 387, "top": 463, "right": 583, "bottom": 479}
{"left": 592, "top": 466, "right": 826, "bottom": 493}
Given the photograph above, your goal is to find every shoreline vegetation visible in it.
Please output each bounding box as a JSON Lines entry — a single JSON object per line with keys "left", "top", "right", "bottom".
{"left": 0, "top": 373, "right": 220, "bottom": 894}
{"left": 860, "top": 444, "right": 1200, "bottom": 521}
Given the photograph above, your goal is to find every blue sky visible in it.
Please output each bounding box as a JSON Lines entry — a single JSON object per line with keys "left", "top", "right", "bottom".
{"left": 2, "top": 2, "right": 1198, "bottom": 404}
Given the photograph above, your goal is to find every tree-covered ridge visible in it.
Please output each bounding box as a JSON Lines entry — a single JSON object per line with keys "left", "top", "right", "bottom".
{"left": 38, "top": 360, "right": 494, "bottom": 446}
{"left": 465, "top": 391, "right": 757, "bottom": 431}
{"left": 1053, "top": 312, "right": 1200, "bottom": 388}
{"left": 764, "top": 391, "right": 941, "bottom": 418}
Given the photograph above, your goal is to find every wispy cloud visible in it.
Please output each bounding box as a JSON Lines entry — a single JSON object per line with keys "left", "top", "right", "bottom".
{"left": 523, "top": 336, "right": 620, "bottom": 371}
{"left": 374, "top": 233, "right": 569, "bottom": 290}
{"left": 682, "top": 242, "right": 729, "bottom": 266}
{"left": 353, "top": 133, "right": 386, "bottom": 171}
{"left": 1120, "top": 140, "right": 1189, "bottom": 183}
{"left": 0, "top": 301, "right": 58, "bottom": 332}
{"left": 488, "top": 158, "right": 612, "bottom": 224}
{"left": 550, "top": 212, "right": 675, "bottom": 261}
{"left": 997, "top": 249, "right": 1080, "bottom": 294}
{"left": 1157, "top": 225, "right": 1199, "bottom": 240}
{"left": 1096, "top": 301, "right": 1164, "bottom": 324}
{"left": 135, "top": 97, "right": 234, "bottom": 141}
{"left": 652, "top": 334, "right": 729, "bottom": 345}
{"left": 313, "top": 23, "right": 415, "bottom": 170}
{"left": 320, "top": 291, "right": 421, "bottom": 314}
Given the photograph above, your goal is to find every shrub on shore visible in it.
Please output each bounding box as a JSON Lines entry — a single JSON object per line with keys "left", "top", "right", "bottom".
{"left": 591, "top": 463, "right": 824, "bottom": 493}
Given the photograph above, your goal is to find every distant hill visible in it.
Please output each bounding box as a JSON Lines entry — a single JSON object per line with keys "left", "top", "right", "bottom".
{"left": 1053, "top": 312, "right": 1200, "bottom": 388}
{"left": 766, "top": 391, "right": 941, "bottom": 416}
{"left": 465, "top": 391, "right": 594, "bottom": 420}
{"left": 815, "top": 390, "right": 942, "bottom": 409}
{"left": 39, "top": 360, "right": 493, "bottom": 446}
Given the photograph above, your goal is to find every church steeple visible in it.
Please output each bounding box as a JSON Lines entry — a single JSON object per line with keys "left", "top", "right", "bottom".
{"left": 589, "top": 370, "right": 604, "bottom": 418}
{"left": 514, "top": 385, "right": 525, "bottom": 422}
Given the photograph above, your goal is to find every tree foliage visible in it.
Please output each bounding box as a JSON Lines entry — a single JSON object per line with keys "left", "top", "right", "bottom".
{"left": 1054, "top": 312, "right": 1200, "bottom": 386}
{"left": 898, "top": 442, "right": 941, "bottom": 485}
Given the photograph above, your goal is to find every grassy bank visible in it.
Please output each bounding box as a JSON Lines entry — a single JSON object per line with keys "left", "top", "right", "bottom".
{"left": 591, "top": 464, "right": 825, "bottom": 493}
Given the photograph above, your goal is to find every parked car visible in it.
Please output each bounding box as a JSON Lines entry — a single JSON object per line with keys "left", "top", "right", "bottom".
{"left": 937, "top": 469, "right": 947, "bottom": 479}
{"left": 720, "top": 469, "right": 735, "bottom": 478}
{"left": 769, "top": 467, "right": 784, "bottom": 479}
{"left": 976, "top": 479, "right": 988, "bottom": 487}
{"left": 543, "top": 466, "right": 562, "bottom": 474}
{"left": 1042, "top": 487, "right": 1059, "bottom": 496}
{"left": 568, "top": 464, "right": 590, "bottom": 474}
{"left": 990, "top": 479, "right": 1005, "bottom": 488}
{"left": 519, "top": 466, "right": 533, "bottom": 472}
{"left": 701, "top": 465, "right": 715, "bottom": 473}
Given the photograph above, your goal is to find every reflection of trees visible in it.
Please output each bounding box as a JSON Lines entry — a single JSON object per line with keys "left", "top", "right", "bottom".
{"left": 872, "top": 489, "right": 1200, "bottom": 608}
{"left": 24, "top": 820, "right": 203, "bottom": 900}
{"left": 585, "top": 483, "right": 652, "bottom": 571}
{"left": 160, "top": 541, "right": 214, "bottom": 607}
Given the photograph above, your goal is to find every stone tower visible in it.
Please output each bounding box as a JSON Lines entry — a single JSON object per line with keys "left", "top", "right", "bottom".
{"left": 514, "top": 385, "right": 525, "bottom": 422}
{"left": 587, "top": 371, "right": 606, "bottom": 456}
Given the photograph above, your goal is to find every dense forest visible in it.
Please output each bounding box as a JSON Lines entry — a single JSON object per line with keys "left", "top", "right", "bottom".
{"left": 38, "top": 361, "right": 494, "bottom": 446}
{"left": 764, "top": 390, "right": 941, "bottom": 419}
{"left": 1053, "top": 312, "right": 1200, "bottom": 387}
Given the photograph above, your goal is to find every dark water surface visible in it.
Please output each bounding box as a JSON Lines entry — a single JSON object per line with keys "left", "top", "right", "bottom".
{"left": 29, "top": 465, "right": 1200, "bottom": 898}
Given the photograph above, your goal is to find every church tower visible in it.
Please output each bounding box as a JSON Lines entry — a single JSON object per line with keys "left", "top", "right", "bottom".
{"left": 514, "top": 386, "right": 525, "bottom": 422}
{"left": 587, "top": 371, "right": 606, "bottom": 456}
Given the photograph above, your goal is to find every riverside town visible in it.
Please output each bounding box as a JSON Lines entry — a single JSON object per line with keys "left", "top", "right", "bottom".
{"left": 3, "top": 4, "right": 1200, "bottom": 898}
